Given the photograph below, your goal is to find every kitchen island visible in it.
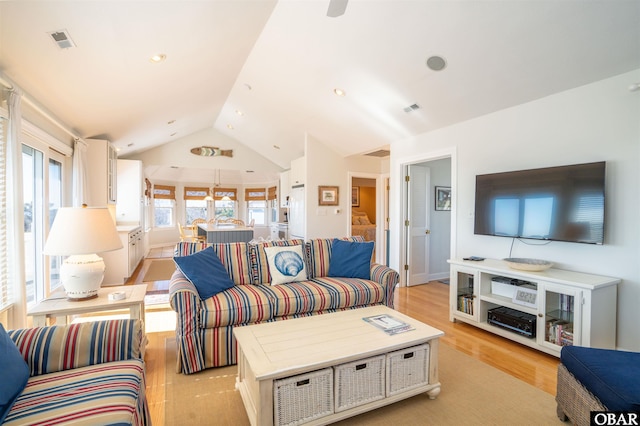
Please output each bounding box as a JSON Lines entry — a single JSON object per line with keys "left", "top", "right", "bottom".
{"left": 197, "top": 223, "right": 254, "bottom": 243}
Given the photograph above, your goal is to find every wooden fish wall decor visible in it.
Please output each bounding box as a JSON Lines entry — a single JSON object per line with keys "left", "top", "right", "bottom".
{"left": 190, "top": 146, "right": 233, "bottom": 157}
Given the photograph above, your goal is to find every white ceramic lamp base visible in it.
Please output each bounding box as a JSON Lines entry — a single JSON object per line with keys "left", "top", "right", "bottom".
{"left": 61, "top": 254, "right": 106, "bottom": 300}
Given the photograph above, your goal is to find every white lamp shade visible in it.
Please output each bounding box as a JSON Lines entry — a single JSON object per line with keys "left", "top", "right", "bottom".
{"left": 44, "top": 207, "right": 123, "bottom": 255}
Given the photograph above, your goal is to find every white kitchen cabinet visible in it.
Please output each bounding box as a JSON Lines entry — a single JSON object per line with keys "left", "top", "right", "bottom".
{"left": 102, "top": 226, "right": 144, "bottom": 285}
{"left": 448, "top": 258, "right": 619, "bottom": 357}
{"left": 279, "top": 171, "right": 290, "bottom": 207}
{"left": 290, "top": 156, "right": 306, "bottom": 186}
{"left": 116, "top": 159, "right": 143, "bottom": 225}
{"left": 85, "top": 138, "right": 117, "bottom": 206}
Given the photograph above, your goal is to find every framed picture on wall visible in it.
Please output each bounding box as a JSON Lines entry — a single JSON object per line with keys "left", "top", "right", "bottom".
{"left": 318, "top": 186, "right": 339, "bottom": 206}
{"left": 435, "top": 186, "right": 451, "bottom": 211}
{"left": 352, "top": 186, "right": 360, "bottom": 207}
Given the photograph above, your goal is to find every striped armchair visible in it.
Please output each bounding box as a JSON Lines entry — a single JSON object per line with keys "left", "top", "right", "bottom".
{"left": 5, "top": 319, "right": 149, "bottom": 426}
{"left": 170, "top": 237, "right": 400, "bottom": 374}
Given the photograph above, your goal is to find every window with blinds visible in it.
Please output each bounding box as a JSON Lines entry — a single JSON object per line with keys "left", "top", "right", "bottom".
{"left": 0, "top": 117, "right": 11, "bottom": 311}
{"left": 245, "top": 187, "right": 267, "bottom": 201}
{"left": 184, "top": 187, "right": 208, "bottom": 200}
{"left": 184, "top": 187, "right": 208, "bottom": 225}
{"left": 268, "top": 186, "right": 277, "bottom": 201}
{"left": 213, "top": 187, "right": 237, "bottom": 201}
{"left": 153, "top": 184, "right": 175, "bottom": 199}
{"left": 153, "top": 184, "right": 175, "bottom": 227}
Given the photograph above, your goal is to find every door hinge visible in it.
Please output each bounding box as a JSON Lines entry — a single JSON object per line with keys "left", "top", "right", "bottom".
{"left": 404, "top": 219, "right": 410, "bottom": 227}
{"left": 404, "top": 264, "right": 409, "bottom": 271}
{"left": 405, "top": 175, "right": 410, "bottom": 182}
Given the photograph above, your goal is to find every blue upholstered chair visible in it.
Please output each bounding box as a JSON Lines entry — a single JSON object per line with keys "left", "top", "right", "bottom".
{"left": 556, "top": 346, "right": 640, "bottom": 425}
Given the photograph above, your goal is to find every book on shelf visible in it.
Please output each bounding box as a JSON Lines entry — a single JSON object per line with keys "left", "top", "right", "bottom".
{"left": 363, "top": 314, "right": 415, "bottom": 335}
{"left": 457, "top": 294, "right": 474, "bottom": 315}
{"left": 546, "top": 318, "right": 574, "bottom": 346}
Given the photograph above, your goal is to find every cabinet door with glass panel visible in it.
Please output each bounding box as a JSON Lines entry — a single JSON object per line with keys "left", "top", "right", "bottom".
{"left": 540, "top": 283, "right": 582, "bottom": 350}
{"left": 450, "top": 266, "right": 478, "bottom": 321}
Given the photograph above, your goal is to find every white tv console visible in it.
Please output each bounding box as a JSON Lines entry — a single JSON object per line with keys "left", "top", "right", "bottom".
{"left": 448, "top": 258, "right": 619, "bottom": 356}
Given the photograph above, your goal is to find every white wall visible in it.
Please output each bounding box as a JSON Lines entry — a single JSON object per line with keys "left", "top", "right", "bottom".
{"left": 126, "top": 126, "right": 283, "bottom": 174}
{"left": 305, "top": 134, "right": 349, "bottom": 239}
{"left": 390, "top": 70, "right": 640, "bottom": 351}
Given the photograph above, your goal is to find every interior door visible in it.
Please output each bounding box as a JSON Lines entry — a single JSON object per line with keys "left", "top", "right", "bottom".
{"left": 406, "top": 164, "right": 430, "bottom": 286}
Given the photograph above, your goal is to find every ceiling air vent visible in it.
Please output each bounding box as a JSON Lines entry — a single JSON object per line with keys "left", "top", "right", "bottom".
{"left": 403, "top": 103, "right": 420, "bottom": 113}
{"left": 365, "top": 149, "right": 391, "bottom": 158}
{"left": 48, "top": 30, "right": 76, "bottom": 49}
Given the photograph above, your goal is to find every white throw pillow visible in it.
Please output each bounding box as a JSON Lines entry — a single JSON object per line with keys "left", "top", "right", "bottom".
{"left": 264, "top": 245, "right": 308, "bottom": 285}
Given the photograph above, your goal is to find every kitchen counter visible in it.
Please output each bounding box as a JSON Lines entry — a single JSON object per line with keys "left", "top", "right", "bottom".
{"left": 116, "top": 224, "right": 141, "bottom": 233}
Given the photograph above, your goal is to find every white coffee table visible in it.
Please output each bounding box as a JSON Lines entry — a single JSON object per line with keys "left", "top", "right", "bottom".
{"left": 234, "top": 305, "right": 444, "bottom": 426}
{"left": 27, "top": 284, "right": 147, "bottom": 327}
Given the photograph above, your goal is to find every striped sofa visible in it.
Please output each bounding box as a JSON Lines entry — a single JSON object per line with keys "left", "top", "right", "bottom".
{"left": 170, "top": 237, "right": 400, "bottom": 374}
{"left": 5, "top": 319, "right": 150, "bottom": 426}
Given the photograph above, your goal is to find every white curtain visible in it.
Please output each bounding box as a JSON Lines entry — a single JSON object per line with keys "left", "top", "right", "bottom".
{"left": 6, "top": 88, "right": 27, "bottom": 328}
{"left": 72, "top": 138, "right": 88, "bottom": 207}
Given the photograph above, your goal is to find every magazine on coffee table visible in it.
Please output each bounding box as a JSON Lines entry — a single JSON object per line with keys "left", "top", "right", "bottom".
{"left": 363, "top": 314, "right": 415, "bottom": 335}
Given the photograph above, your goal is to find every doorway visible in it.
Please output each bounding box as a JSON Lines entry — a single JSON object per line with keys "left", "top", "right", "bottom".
{"left": 349, "top": 174, "right": 387, "bottom": 265}
{"left": 402, "top": 157, "right": 452, "bottom": 286}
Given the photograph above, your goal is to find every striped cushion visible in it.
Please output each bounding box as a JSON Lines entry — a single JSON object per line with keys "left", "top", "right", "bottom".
{"left": 174, "top": 241, "right": 208, "bottom": 256}
{"left": 3, "top": 360, "right": 148, "bottom": 426}
{"left": 200, "top": 284, "right": 274, "bottom": 328}
{"left": 174, "top": 241, "right": 252, "bottom": 285}
{"left": 260, "top": 277, "right": 384, "bottom": 317}
{"left": 9, "top": 320, "right": 144, "bottom": 376}
{"left": 249, "top": 239, "right": 304, "bottom": 284}
{"left": 305, "top": 236, "right": 365, "bottom": 278}
{"left": 199, "top": 326, "right": 238, "bottom": 369}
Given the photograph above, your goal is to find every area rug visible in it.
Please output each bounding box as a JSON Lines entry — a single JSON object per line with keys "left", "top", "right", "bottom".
{"left": 142, "top": 259, "right": 176, "bottom": 282}
{"left": 164, "top": 338, "right": 558, "bottom": 425}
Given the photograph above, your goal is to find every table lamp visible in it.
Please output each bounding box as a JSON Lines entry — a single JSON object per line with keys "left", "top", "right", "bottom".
{"left": 43, "top": 206, "right": 123, "bottom": 300}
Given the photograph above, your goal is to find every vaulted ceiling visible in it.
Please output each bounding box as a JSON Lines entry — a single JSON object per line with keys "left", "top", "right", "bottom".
{"left": 1, "top": 1, "right": 639, "bottom": 175}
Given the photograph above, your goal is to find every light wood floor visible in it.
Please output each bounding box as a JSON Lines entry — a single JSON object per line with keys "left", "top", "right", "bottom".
{"left": 132, "top": 252, "right": 560, "bottom": 426}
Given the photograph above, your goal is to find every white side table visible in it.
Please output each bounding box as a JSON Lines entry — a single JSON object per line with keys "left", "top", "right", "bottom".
{"left": 28, "top": 284, "right": 147, "bottom": 327}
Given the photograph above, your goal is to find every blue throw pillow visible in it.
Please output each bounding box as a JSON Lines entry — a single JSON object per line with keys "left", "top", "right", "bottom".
{"left": 173, "top": 246, "right": 235, "bottom": 299}
{"left": 327, "top": 239, "right": 374, "bottom": 279}
{"left": 0, "top": 324, "right": 29, "bottom": 423}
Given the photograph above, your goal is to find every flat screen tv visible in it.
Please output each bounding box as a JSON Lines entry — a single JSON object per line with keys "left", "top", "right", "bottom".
{"left": 474, "top": 161, "right": 606, "bottom": 245}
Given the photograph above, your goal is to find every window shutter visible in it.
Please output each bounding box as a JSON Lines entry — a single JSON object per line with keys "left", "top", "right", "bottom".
{"left": 213, "top": 187, "right": 237, "bottom": 201}
{"left": 0, "top": 117, "right": 11, "bottom": 310}
{"left": 184, "top": 186, "right": 209, "bottom": 200}
{"left": 153, "top": 184, "right": 175, "bottom": 200}
{"left": 245, "top": 187, "right": 267, "bottom": 201}
{"left": 267, "top": 186, "right": 277, "bottom": 201}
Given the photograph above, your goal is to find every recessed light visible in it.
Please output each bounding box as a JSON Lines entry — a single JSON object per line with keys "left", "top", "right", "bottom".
{"left": 167, "top": 119, "right": 176, "bottom": 125}
{"left": 334, "top": 88, "right": 346, "bottom": 97}
{"left": 127, "top": 143, "right": 134, "bottom": 147}
{"left": 235, "top": 109, "right": 244, "bottom": 116}
{"left": 426, "top": 55, "right": 446, "bottom": 71}
{"left": 244, "top": 83, "right": 252, "bottom": 91}
{"left": 273, "top": 145, "right": 280, "bottom": 150}
{"left": 150, "top": 54, "right": 166, "bottom": 63}
{"left": 170, "top": 132, "right": 177, "bottom": 137}
{"left": 227, "top": 124, "right": 234, "bottom": 130}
